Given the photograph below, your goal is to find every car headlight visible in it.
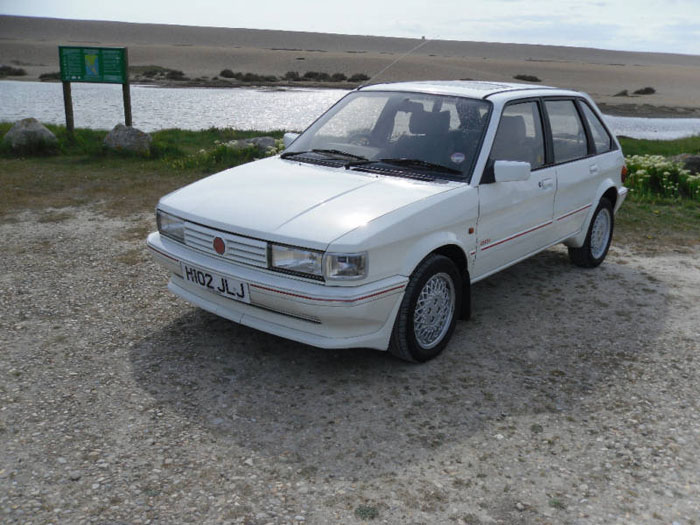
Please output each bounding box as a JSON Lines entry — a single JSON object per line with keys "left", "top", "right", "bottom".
{"left": 270, "top": 244, "right": 324, "bottom": 279}
{"left": 156, "top": 209, "right": 185, "bottom": 243}
{"left": 324, "top": 253, "right": 367, "bottom": 280}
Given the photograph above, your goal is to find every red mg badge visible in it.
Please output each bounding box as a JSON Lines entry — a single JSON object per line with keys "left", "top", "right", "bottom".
{"left": 213, "top": 236, "right": 225, "bottom": 255}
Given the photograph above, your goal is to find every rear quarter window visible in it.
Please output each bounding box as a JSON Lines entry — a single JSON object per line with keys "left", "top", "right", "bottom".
{"left": 580, "top": 102, "right": 613, "bottom": 154}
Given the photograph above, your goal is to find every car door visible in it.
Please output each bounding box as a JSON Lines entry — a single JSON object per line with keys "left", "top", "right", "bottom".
{"left": 473, "top": 100, "right": 557, "bottom": 279}
{"left": 544, "top": 98, "right": 611, "bottom": 239}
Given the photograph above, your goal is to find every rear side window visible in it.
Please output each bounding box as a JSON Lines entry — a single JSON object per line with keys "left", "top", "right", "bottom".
{"left": 580, "top": 102, "right": 613, "bottom": 154}
{"left": 489, "top": 101, "right": 545, "bottom": 169}
{"left": 545, "top": 100, "right": 588, "bottom": 163}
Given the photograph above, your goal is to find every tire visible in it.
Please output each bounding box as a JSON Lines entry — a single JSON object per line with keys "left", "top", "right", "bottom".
{"left": 568, "top": 198, "right": 614, "bottom": 268}
{"left": 389, "top": 254, "right": 462, "bottom": 362}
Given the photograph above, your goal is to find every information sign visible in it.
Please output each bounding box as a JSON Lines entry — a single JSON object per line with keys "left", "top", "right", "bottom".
{"left": 59, "top": 46, "right": 127, "bottom": 84}
{"left": 57, "top": 46, "right": 132, "bottom": 136}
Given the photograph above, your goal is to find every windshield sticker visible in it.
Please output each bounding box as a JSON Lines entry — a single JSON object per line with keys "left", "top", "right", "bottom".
{"left": 450, "top": 152, "right": 466, "bottom": 164}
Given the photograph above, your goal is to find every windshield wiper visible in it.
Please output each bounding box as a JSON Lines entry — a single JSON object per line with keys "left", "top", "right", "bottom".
{"left": 376, "top": 158, "right": 462, "bottom": 175}
{"left": 281, "top": 149, "right": 368, "bottom": 161}
{"left": 311, "top": 149, "right": 368, "bottom": 160}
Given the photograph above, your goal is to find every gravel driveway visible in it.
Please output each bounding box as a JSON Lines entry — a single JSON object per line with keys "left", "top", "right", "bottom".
{"left": 1, "top": 208, "right": 699, "bottom": 524}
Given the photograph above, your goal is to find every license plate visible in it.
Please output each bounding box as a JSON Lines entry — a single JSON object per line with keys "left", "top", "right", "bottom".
{"left": 181, "top": 263, "right": 251, "bottom": 304}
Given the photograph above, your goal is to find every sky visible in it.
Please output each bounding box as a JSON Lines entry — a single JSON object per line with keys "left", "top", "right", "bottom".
{"left": 2, "top": 0, "right": 700, "bottom": 55}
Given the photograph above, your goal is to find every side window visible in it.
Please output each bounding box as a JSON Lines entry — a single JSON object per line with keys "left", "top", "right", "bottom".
{"left": 545, "top": 100, "right": 588, "bottom": 163}
{"left": 489, "top": 101, "right": 545, "bottom": 169}
{"left": 580, "top": 102, "right": 612, "bottom": 154}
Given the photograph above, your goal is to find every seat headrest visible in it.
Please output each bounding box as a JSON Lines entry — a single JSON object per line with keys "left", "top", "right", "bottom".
{"left": 409, "top": 109, "right": 450, "bottom": 135}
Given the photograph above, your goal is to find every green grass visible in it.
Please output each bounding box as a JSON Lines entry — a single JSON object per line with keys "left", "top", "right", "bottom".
{"left": 619, "top": 135, "right": 700, "bottom": 157}
{"left": 0, "top": 123, "right": 283, "bottom": 217}
{"left": 615, "top": 197, "right": 700, "bottom": 250}
{"left": 0, "top": 122, "right": 284, "bottom": 158}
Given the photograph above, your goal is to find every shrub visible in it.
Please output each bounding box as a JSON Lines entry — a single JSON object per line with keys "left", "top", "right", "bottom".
{"left": 220, "top": 69, "right": 236, "bottom": 78}
{"left": 513, "top": 74, "right": 541, "bottom": 82}
{"left": 0, "top": 65, "right": 27, "bottom": 77}
{"left": 331, "top": 72, "right": 347, "bottom": 82}
{"left": 166, "top": 69, "right": 187, "bottom": 80}
{"left": 633, "top": 87, "right": 656, "bottom": 95}
{"left": 283, "top": 71, "right": 301, "bottom": 81}
{"left": 625, "top": 154, "right": 700, "bottom": 201}
{"left": 348, "top": 73, "right": 370, "bottom": 82}
{"left": 303, "top": 71, "right": 331, "bottom": 81}
{"left": 39, "top": 71, "right": 61, "bottom": 81}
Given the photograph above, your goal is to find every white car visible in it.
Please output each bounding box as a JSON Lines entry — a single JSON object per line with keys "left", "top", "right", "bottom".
{"left": 147, "top": 81, "right": 627, "bottom": 362}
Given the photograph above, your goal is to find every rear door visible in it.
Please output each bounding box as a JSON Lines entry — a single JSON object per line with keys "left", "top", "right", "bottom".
{"left": 474, "top": 100, "right": 557, "bottom": 279}
{"left": 544, "top": 98, "right": 615, "bottom": 239}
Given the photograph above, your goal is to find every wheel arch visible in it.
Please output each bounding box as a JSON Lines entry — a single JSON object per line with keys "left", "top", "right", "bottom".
{"left": 401, "top": 237, "right": 471, "bottom": 321}
{"left": 564, "top": 180, "right": 618, "bottom": 248}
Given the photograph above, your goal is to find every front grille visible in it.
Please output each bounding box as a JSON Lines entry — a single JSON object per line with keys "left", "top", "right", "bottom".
{"left": 184, "top": 223, "right": 268, "bottom": 269}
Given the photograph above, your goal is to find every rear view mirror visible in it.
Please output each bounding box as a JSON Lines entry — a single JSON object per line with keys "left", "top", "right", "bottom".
{"left": 283, "top": 132, "right": 300, "bottom": 149}
{"left": 494, "top": 160, "right": 531, "bottom": 182}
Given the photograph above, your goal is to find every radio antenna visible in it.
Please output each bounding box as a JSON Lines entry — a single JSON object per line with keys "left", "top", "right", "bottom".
{"left": 361, "top": 36, "right": 434, "bottom": 88}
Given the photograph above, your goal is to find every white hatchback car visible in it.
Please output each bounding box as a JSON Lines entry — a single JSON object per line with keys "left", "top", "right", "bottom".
{"left": 147, "top": 81, "right": 627, "bottom": 362}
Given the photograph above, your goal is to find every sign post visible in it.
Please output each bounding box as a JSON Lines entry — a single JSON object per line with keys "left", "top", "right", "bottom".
{"left": 58, "top": 46, "right": 131, "bottom": 137}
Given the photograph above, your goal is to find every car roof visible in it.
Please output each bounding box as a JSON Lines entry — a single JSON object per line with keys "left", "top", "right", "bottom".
{"left": 359, "top": 80, "right": 582, "bottom": 101}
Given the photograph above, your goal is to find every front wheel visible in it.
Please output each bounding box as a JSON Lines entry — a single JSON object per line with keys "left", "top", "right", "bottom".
{"left": 389, "top": 255, "right": 462, "bottom": 362}
{"left": 568, "top": 198, "right": 614, "bottom": 268}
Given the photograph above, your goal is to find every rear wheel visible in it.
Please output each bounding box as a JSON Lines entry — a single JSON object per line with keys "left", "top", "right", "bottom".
{"left": 389, "top": 255, "right": 462, "bottom": 362}
{"left": 568, "top": 198, "right": 614, "bottom": 268}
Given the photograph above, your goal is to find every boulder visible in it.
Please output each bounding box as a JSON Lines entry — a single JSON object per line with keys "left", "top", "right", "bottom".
{"left": 223, "top": 139, "right": 253, "bottom": 151}
{"left": 3, "top": 118, "right": 57, "bottom": 151}
{"left": 223, "top": 136, "right": 278, "bottom": 152}
{"left": 683, "top": 155, "right": 700, "bottom": 174}
{"left": 248, "top": 136, "right": 277, "bottom": 150}
{"left": 104, "top": 124, "right": 152, "bottom": 154}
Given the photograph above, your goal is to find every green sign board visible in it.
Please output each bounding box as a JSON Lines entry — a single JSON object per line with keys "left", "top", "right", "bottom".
{"left": 59, "top": 46, "right": 128, "bottom": 84}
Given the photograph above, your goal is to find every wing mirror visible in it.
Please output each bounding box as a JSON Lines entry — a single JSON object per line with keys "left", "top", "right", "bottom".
{"left": 493, "top": 160, "right": 531, "bottom": 182}
{"left": 283, "top": 132, "right": 300, "bottom": 149}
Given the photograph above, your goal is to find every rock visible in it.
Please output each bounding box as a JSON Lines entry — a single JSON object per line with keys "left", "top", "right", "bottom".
{"left": 2, "top": 118, "right": 58, "bottom": 151}
{"left": 515, "top": 502, "right": 527, "bottom": 511}
{"left": 613, "top": 89, "right": 629, "bottom": 97}
{"left": 103, "top": 124, "right": 152, "bottom": 154}
{"left": 248, "top": 136, "right": 277, "bottom": 149}
{"left": 223, "top": 139, "right": 253, "bottom": 151}
{"left": 68, "top": 471, "right": 82, "bottom": 481}
{"left": 224, "top": 136, "right": 277, "bottom": 152}
{"left": 682, "top": 155, "right": 700, "bottom": 174}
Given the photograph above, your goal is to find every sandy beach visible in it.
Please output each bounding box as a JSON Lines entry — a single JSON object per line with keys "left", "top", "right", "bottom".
{"left": 1, "top": 15, "right": 700, "bottom": 117}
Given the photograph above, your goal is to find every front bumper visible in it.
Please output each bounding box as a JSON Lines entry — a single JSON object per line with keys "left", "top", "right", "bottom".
{"left": 146, "top": 232, "right": 407, "bottom": 350}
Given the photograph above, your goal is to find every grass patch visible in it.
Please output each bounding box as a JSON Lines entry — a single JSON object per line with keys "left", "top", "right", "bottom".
{"left": 0, "top": 123, "right": 284, "bottom": 218}
{"left": 619, "top": 135, "right": 700, "bottom": 157}
{"left": 616, "top": 197, "right": 700, "bottom": 249}
{"left": 354, "top": 505, "right": 379, "bottom": 520}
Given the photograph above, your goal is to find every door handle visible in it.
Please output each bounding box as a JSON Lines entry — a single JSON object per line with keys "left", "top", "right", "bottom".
{"left": 538, "top": 178, "right": 554, "bottom": 190}
{"left": 589, "top": 164, "right": 600, "bottom": 174}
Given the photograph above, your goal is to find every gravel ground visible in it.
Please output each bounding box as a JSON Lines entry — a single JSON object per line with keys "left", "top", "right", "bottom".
{"left": 1, "top": 207, "right": 699, "bottom": 524}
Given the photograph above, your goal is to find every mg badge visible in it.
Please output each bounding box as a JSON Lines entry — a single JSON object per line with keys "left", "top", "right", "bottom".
{"left": 213, "top": 236, "right": 225, "bottom": 255}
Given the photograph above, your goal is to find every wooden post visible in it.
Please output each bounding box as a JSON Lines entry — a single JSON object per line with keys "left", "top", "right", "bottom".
{"left": 62, "top": 81, "right": 74, "bottom": 139}
{"left": 122, "top": 83, "right": 132, "bottom": 127}
{"left": 122, "top": 48, "right": 132, "bottom": 126}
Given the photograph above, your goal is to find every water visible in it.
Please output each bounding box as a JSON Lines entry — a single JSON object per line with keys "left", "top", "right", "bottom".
{"left": 2, "top": 80, "right": 700, "bottom": 139}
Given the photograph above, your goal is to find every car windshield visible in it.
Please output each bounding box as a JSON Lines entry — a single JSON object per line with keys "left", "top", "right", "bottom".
{"left": 283, "top": 90, "right": 491, "bottom": 181}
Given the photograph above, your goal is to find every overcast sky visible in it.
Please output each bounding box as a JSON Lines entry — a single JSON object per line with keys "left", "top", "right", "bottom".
{"left": 2, "top": 0, "right": 699, "bottom": 55}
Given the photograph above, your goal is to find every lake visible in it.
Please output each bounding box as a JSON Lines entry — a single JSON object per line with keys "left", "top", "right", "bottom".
{"left": 2, "top": 80, "right": 700, "bottom": 140}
